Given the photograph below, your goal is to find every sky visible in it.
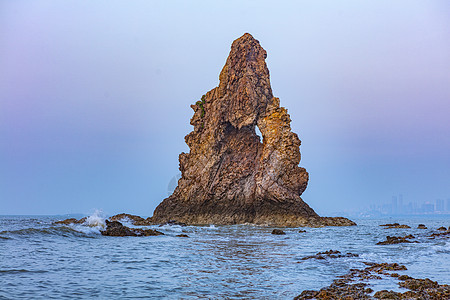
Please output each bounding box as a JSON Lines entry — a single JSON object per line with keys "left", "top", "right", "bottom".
{"left": 1, "top": 0, "right": 449, "bottom": 216}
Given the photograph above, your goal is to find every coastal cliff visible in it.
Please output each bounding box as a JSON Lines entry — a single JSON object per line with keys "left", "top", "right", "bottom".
{"left": 152, "top": 33, "right": 355, "bottom": 227}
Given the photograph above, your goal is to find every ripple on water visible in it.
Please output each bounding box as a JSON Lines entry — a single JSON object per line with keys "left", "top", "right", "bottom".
{"left": 0, "top": 216, "right": 449, "bottom": 299}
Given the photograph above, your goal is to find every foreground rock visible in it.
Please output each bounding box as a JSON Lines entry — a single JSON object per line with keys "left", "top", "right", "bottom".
{"left": 100, "top": 220, "right": 164, "bottom": 237}
{"left": 295, "top": 262, "right": 449, "bottom": 299}
{"left": 151, "top": 33, "right": 355, "bottom": 227}
{"left": 376, "top": 235, "right": 416, "bottom": 245}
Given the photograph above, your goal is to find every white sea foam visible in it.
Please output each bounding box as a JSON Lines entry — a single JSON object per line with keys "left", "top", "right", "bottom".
{"left": 83, "top": 210, "right": 106, "bottom": 228}
{"left": 158, "top": 224, "right": 184, "bottom": 232}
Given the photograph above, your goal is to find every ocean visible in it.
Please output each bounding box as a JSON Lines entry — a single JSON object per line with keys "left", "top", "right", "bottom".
{"left": 0, "top": 214, "right": 449, "bottom": 299}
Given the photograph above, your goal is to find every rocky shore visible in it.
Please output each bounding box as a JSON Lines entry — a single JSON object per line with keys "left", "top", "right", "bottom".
{"left": 295, "top": 262, "right": 450, "bottom": 299}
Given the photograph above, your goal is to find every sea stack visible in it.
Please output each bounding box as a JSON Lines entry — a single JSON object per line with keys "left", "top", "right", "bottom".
{"left": 152, "top": 33, "right": 355, "bottom": 227}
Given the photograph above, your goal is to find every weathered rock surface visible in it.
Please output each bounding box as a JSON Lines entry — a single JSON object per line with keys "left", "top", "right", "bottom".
{"left": 417, "top": 224, "right": 427, "bottom": 229}
{"left": 100, "top": 220, "right": 164, "bottom": 237}
{"left": 151, "top": 33, "right": 355, "bottom": 227}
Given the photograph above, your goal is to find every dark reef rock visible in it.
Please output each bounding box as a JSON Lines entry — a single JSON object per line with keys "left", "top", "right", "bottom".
{"left": 109, "top": 213, "right": 153, "bottom": 226}
{"left": 300, "top": 250, "right": 358, "bottom": 261}
{"left": 271, "top": 229, "right": 286, "bottom": 235}
{"left": 55, "top": 218, "right": 86, "bottom": 225}
{"left": 417, "top": 224, "right": 427, "bottom": 229}
{"left": 151, "top": 33, "right": 355, "bottom": 227}
{"left": 380, "top": 223, "right": 411, "bottom": 229}
{"left": 376, "top": 235, "right": 416, "bottom": 245}
{"left": 176, "top": 234, "right": 189, "bottom": 238}
{"left": 100, "top": 220, "right": 164, "bottom": 237}
{"left": 295, "top": 262, "right": 449, "bottom": 299}
{"left": 429, "top": 230, "right": 450, "bottom": 239}
{"left": 437, "top": 226, "right": 447, "bottom": 231}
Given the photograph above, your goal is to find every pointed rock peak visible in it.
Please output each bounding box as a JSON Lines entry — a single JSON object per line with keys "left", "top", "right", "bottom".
{"left": 218, "top": 33, "right": 273, "bottom": 128}
{"left": 230, "top": 33, "right": 266, "bottom": 58}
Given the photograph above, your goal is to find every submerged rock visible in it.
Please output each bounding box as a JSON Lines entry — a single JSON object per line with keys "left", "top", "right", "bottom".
{"left": 100, "top": 220, "right": 164, "bottom": 237}
{"left": 300, "top": 250, "right": 358, "bottom": 261}
{"left": 380, "top": 223, "right": 411, "bottom": 229}
{"left": 271, "top": 229, "right": 286, "bottom": 235}
{"left": 151, "top": 33, "right": 355, "bottom": 227}
{"left": 376, "top": 235, "right": 416, "bottom": 245}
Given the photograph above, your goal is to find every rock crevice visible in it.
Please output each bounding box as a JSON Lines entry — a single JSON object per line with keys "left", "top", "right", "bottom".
{"left": 152, "top": 33, "right": 355, "bottom": 227}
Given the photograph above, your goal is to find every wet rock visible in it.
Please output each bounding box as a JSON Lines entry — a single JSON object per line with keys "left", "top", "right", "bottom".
{"left": 271, "top": 229, "right": 286, "bottom": 235}
{"left": 376, "top": 235, "right": 416, "bottom": 245}
{"left": 373, "top": 290, "right": 401, "bottom": 299}
{"left": 176, "top": 234, "right": 189, "bottom": 237}
{"left": 429, "top": 230, "right": 450, "bottom": 239}
{"left": 380, "top": 223, "right": 411, "bottom": 229}
{"left": 417, "top": 224, "right": 427, "bottom": 229}
{"left": 295, "top": 261, "right": 450, "bottom": 300}
{"left": 298, "top": 230, "right": 306, "bottom": 233}
{"left": 55, "top": 217, "right": 87, "bottom": 225}
{"left": 108, "top": 213, "right": 153, "bottom": 226}
{"left": 437, "top": 226, "right": 447, "bottom": 231}
{"left": 100, "top": 220, "right": 164, "bottom": 237}
{"left": 397, "top": 276, "right": 450, "bottom": 299}
{"left": 150, "top": 33, "right": 355, "bottom": 228}
{"left": 300, "top": 250, "right": 358, "bottom": 260}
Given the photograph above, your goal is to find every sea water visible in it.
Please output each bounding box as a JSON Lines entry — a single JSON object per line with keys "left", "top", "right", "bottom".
{"left": 0, "top": 215, "right": 449, "bottom": 299}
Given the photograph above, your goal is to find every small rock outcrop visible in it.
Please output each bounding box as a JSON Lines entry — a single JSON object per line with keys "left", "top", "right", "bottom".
{"left": 271, "top": 229, "right": 286, "bottom": 235}
{"left": 55, "top": 218, "right": 86, "bottom": 225}
{"left": 151, "top": 33, "right": 355, "bottom": 227}
{"left": 376, "top": 235, "right": 416, "bottom": 245}
{"left": 379, "top": 223, "right": 411, "bottom": 229}
{"left": 109, "top": 213, "right": 153, "bottom": 226}
{"left": 300, "top": 250, "right": 358, "bottom": 261}
{"left": 100, "top": 220, "right": 164, "bottom": 237}
{"left": 417, "top": 224, "right": 427, "bottom": 229}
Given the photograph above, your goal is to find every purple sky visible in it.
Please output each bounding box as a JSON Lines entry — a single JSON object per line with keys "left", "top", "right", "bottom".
{"left": 1, "top": 1, "right": 450, "bottom": 215}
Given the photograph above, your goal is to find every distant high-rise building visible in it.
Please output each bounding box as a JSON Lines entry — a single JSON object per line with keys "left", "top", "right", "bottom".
{"left": 436, "top": 199, "right": 445, "bottom": 212}
{"left": 392, "top": 196, "right": 398, "bottom": 214}
{"left": 398, "top": 194, "right": 404, "bottom": 213}
{"left": 422, "top": 203, "right": 434, "bottom": 213}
